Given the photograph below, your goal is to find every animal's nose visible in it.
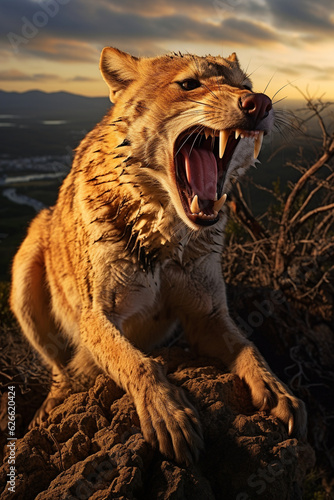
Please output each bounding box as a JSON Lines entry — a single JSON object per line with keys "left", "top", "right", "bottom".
{"left": 240, "top": 93, "right": 272, "bottom": 123}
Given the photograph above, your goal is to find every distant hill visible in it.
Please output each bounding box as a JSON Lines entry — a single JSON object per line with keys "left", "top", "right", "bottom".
{"left": 0, "top": 90, "right": 322, "bottom": 204}
{"left": 0, "top": 89, "right": 110, "bottom": 120}
{"left": 0, "top": 90, "right": 111, "bottom": 157}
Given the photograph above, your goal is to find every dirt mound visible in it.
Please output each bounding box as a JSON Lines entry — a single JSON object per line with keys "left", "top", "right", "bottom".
{"left": 0, "top": 347, "right": 314, "bottom": 499}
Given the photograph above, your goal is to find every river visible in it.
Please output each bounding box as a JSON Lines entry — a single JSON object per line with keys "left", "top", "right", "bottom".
{"left": 2, "top": 188, "right": 46, "bottom": 212}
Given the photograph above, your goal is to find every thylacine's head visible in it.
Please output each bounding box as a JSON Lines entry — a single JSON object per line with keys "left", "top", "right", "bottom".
{"left": 100, "top": 47, "right": 274, "bottom": 231}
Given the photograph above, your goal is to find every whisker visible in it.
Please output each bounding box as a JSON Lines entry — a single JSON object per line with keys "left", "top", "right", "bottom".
{"left": 187, "top": 98, "right": 216, "bottom": 109}
{"left": 142, "top": 112, "right": 208, "bottom": 150}
{"left": 244, "top": 64, "right": 263, "bottom": 80}
{"left": 174, "top": 124, "right": 205, "bottom": 157}
{"left": 169, "top": 221, "right": 186, "bottom": 240}
{"left": 201, "top": 83, "right": 219, "bottom": 101}
{"left": 272, "top": 96, "right": 288, "bottom": 106}
{"left": 263, "top": 72, "right": 276, "bottom": 94}
{"left": 189, "top": 127, "right": 205, "bottom": 156}
{"left": 215, "top": 76, "right": 223, "bottom": 94}
{"left": 270, "top": 80, "right": 298, "bottom": 102}
{"left": 244, "top": 59, "right": 251, "bottom": 76}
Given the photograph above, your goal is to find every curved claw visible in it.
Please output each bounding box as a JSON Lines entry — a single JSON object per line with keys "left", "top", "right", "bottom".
{"left": 288, "top": 416, "right": 294, "bottom": 436}
{"left": 262, "top": 395, "right": 268, "bottom": 409}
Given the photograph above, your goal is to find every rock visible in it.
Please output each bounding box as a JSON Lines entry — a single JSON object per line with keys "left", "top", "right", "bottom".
{"left": 0, "top": 347, "right": 314, "bottom": 499}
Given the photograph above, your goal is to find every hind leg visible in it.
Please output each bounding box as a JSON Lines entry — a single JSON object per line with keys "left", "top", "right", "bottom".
{"left": 29, "top": 365, "right": 71, "bottom": 428}
{"left": 30, "top": 345, "right": 103, "bottom": 428}
{"left": 11, "top": 210, "right": 74, "bottom": 426}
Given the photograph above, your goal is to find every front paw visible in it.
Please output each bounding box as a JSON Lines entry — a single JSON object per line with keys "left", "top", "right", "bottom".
{"left": 233, "top": 345, "right": 307, "bottom": 438}
{"left": 133, "top": 379, "right": 204, "bottom": 465}
{"left": 247, "top": 372, "right": 307, "bottom": 439}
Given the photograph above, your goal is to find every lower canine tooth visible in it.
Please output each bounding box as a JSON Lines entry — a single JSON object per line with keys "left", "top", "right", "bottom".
{"left": 190, "top": 194, "right": 200, "bottom": 214}
{"left": 254, "top": 131, "right": 264, "bottom": 159}
{"left": 213, "top": 193, "right": 227, "bottom": 212}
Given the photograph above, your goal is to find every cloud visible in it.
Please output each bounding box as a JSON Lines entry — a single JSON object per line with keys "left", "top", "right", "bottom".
{"left": 265, "top": 0, "right": 334, "bottom": 34}
{"left": 298, "top": 64, "right": 334, "bottom": 81}
{"left": 218, "top": 17, "right": 279, "bottom": 44}
{"left": 0, "top": 69, "right": 97, "bottom": 83}
{"left": 0, "top": 0, "right": 283, "bottom": 63}
{"left": 0, "top": 0, "right": 332, "bottom": 67}
{"left": 21, "top": 37, "right": 100, "bottom": 62}
{"left": 0, "top": 70, "right": 33, "bottom": 81}
{"left": 32, "top": 72, "right": 61, "bottom": 80}
{"left": 265, "top": 62, "right": 334, "bottom": 91}
{"left": 69, "top": 75, "right": 99, "bottom": 82}
{"left": 0, "top": 69, "right": 62, "bottom": 81}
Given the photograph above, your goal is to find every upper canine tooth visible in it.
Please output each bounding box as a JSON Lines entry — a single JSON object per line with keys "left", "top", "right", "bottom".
{"left": 190, "top": 194, "right": 200, "bottom": 214}
{"left": 254, "top": 131, "right": 264, "bottom": 159}
{"left": 235, "top": 130, "right": 241, "bottom": 139}
{"left": 213, "top": 193, "right": 227, "bottom": 212}
{"left": 219, "top": 130, "right": 229, "bottom": 159}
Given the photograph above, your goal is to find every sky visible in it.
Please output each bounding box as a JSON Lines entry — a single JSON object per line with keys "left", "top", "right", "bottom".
{"left": 0, "top": 0, "right": 333, "bottom": 102}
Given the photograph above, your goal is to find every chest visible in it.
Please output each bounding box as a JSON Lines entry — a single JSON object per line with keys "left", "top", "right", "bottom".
{"left": 109, "top": 256, "right": 220, "bottom": 350}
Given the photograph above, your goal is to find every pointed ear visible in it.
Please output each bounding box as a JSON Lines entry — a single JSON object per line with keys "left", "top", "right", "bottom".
{"left": 226, "top": 52, "right": 239, "bottom": 64}
{"left": 100, "top": 47, "right": 139, "bottom": 103}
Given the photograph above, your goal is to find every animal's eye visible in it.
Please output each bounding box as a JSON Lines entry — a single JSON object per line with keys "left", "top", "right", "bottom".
{"left": 178, "top": 79, "right": 201, "bottom": 91}
{"left": 243, "top": 84, "right": 252, "bottom": 91}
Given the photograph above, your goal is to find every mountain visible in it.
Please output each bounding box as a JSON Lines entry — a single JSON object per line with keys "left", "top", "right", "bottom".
{"left": 0, "top": 89, "right": 110, "bottom": 120}
{"left": 0, "top": 90, "right": 111, "bottom": 157}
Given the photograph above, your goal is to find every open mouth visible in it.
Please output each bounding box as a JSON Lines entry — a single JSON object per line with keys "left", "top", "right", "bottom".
{"left": 174, "top": 127, "right": 264, "bottom": 226}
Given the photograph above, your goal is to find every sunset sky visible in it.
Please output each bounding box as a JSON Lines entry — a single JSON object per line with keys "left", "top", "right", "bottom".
{"left": 1, "top": 0, "right": 333, "bottom": 102}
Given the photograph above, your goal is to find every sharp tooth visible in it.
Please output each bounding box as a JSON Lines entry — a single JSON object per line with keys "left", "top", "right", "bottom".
{"left": 254, "top": 131, "right": 264, "bottom": 159}
{"left": 235, "top": 129, "right": 241, "bottom": 139}
{"left": 219, "top": 130, "right": 229, "bottom": 159}
{"left": 213, "top": 193, "right": 227, "bottom": 212}
{"left": 190, "top": 194, "right": 200, "bottom": 214}
{"left": 204, "top": 128, "right": 210, "bottom": 140}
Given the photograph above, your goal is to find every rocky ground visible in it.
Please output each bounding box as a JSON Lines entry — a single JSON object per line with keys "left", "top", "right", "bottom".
{"left": 0, "top": 286, "right": 332, "bottom": 499}
{"left": 0, "top": 346, "right": 315, "bottom": 500}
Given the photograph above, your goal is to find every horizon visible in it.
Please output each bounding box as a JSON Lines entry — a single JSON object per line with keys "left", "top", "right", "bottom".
{"left": 0, "top": 87, "right": 310, "bottom": 105}
{"left": 0, "top": 88, "right": 106, "bottom": 98}
{"left": 0, "top": 1, "right": 333, "bottom": 102}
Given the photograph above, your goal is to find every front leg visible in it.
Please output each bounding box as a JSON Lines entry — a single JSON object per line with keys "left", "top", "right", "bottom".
{"left": 79, "top": 310, "right": 203, "bottom": 464}
{"left": 177, "top": 266, "right": 307, "bottom": 438}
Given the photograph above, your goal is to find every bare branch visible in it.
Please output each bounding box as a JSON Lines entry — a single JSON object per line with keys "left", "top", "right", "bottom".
{"left": 296, "top": 203, "right": 334, "bottom": 227}
{"left": 274, "top": 141, "right": 334, "bottom": 277}
{"left": 222, "top": 92, "right": 334, "bottom": 320}
{"left": 290, "top": 171, "right": 334, "bottom": 225}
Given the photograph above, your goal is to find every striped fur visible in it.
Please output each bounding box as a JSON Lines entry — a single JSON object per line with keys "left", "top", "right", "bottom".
{"left": 10, "top": 48, "right": 306, "bottom": 464}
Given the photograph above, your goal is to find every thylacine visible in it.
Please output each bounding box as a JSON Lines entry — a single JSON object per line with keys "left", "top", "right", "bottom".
{"left": 11, "top": 48, "right": 306, "bottom": 464}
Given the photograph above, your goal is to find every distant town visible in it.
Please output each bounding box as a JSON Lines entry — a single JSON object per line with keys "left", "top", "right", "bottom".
{"left": 0, "top": 155, "right": 71, "bottom": 177}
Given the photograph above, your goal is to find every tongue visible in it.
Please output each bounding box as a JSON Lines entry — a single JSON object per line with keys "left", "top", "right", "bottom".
{"left": 179, "top": 143, "right": 217, "bottom": 200}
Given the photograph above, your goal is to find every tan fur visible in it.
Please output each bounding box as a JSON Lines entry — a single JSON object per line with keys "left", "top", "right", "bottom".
{"left": 10, "top": 48, "right": 306, "bottom": 464}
